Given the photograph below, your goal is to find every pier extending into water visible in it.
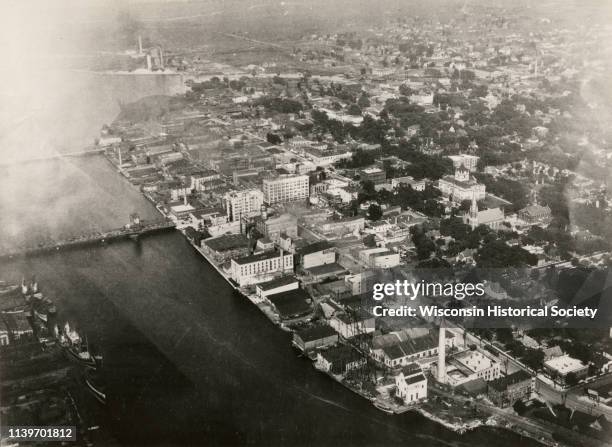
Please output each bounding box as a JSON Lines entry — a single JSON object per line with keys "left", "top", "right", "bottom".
{"left": 0, "top": 219, "right": 175, "bottom": 259}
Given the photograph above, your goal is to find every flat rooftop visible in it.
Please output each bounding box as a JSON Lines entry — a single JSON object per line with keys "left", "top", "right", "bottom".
{"left": 233, "top": 250, "right": 288, "bottom": 265}
{"left": 266, "top": 289, "right": 312, "bottom": 319}
{"left": 304, "top": 262, "right": 346, "bottom": 276}
{"left": 204, "top": 234, "right": 249, "bottom": 252}
{"left": 256, "top": 275, "right": 299, "bottom": 291}
{"left": 295, "top": 325, "right": 338, "bottom": 342}
{"left": 453, "top": 350, "right": 496, "bottom": 374}
{"left": 545, "top": 355, "right": 586, "bottom": 375}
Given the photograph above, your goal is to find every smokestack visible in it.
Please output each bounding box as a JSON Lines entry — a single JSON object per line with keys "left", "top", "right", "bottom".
{"left": 437, "top": 319, "right": 446, "bottom": 382}
{"left": 138, "top": 35, "right": 143, "bottom": 55}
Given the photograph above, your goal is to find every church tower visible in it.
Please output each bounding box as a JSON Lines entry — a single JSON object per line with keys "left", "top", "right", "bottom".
{"left": 467, "top": 191, "right": 479, "bottom": 229}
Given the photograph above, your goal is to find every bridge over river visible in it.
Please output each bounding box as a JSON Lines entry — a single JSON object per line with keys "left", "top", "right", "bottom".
{"left": 0, "top": 218, "right": 175, "bottom": 259}
{"left": 0, "top": 147, "right": 107, "bottom": 167}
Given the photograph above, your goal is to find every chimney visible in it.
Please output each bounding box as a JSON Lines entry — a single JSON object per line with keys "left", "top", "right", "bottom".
{"left": 437, "top": 319, "right": 446, "bottom": 383}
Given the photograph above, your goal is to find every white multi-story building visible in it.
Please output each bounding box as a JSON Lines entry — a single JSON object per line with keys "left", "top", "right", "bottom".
{"left": 391, "top": 176, "right": 426, "bottom": 191}
{"left": 304, "top": 148, "right": 352, "bottom": 167}
{"left": 329, "top": 311, "right": 375, "bottom": 339}
{"left": 443, "top": 349, "right": 502, "bottom": 386}
{"left": 230, "top": 251, "right": 294, "bottom": 287}
{"left": 395, "top": 364, "right": 428, "bottom": 405}
{"left": 224, "top": 189, "right": 265, "bottom": 222}
{"left": 359, "top": 247, "right": 400, "bottom": 269}
{"left": 437, "top": 167, "right": 486, "bottom": 203}
{"left": 191, "top": 170, "right": 221, "bottom": 191}
{"left": 263, "top": 175, "right": 309, "bottom": 204}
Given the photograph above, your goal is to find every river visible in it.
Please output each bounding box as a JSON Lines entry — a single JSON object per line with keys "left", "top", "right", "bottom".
{"left": 0, "top": 155, "right": 543, "bottom": 446}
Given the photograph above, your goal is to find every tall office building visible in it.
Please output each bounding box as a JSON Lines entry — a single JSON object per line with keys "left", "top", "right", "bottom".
{"left": 262, "top": 175, "right": 309, "bottom": 205}
{"left": 224, "top": 189, "right": 265, "bottom": 222}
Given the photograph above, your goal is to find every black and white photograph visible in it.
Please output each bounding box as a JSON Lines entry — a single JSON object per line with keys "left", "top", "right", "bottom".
{"left": 1, "top": 1, "right": 612, "bottom": 446}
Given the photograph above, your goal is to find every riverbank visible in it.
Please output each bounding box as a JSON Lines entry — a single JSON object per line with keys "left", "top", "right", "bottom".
{"left": 110, "top": 153, "right": 516, "bottom": 440}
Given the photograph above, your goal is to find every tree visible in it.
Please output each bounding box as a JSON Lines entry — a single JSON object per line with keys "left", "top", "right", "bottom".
{"left": 367, "top": 203, "right": 383, "bottom": 221}
{"left": 513, "top": 400, "right": 527, "bottom": 415}
{"left": 266, "top": 133, "right": 282, "bottom": 145}
{"left": 357, "top": 94, "right": 371, "bottom": 109}
{"left": 347, "top": 103, "right": 362, "bottom": 116}
{"left": 495, "top": 328, "right": 514, "bottom": 345}
{"left": 476, "top": 239, "right": 538, "bottom": 268}
{"left": 338, "top": 150, "right": 379, "bottom": 170}
{"left": 410, "top": 226, "right": 436, "bottom": 260}
{"left": 399, "top": 84, "right": 413, "bottom": 97}
{"left": 363, "top": 234, "right": 377, "bottom": 247}
{"left": 521, "top": 349, "right": 544, "bottom": 371}
{"left": 564, "top": 372, "right": 578, "bottom": 387}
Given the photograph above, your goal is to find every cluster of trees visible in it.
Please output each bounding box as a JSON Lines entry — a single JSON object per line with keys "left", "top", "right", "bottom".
{"left": 473, "top": 173, "right": 529, "bottom": 213}
{"left": 311, "top": 109, "right": 350, "bottom": 142}
{"left": 520, "top": 225, "right": 576, "bottom": 259}
{"left": 530, "top": 146, "right": 578, "bottom": 172}
{"left": 337, "top": 149, "right": 380, "bottom": 169}
{"left": 410, "top": 225, "right": 437, "bottom": 260}
{"left": 321, "top": 82, "right": 360, "bottom": 103}
{"left": 438, "top": 218, "right": 536, "bottom": 267}
{"left": 475, "top": 239, "right": 538, "bottom": 268}
{"left": 393, "top": 184, "right": 445, "bottom": 217}
{"left": 336, "top": 35, "right": 362, "bottom": 50}
{"left": 433, "top": 93, "right": 469, "bottom": 109}
{"left": 490, "top": 99, "right": 539, "bottom": 139}
{"left": 357, "top": 94, "right": 371, "bottom": 109}
{"left": 266, "top": 132, "right": 283, "bottom": 145}
{"left": 451, "top": 69, "right": 476, "bottom": 82}
{"left": 539, "top": 180, "right": 570, "bottom": 225}
{"left": 367, "top": 203, "right": 383, "bottom": 221}
{"left": 390, "top": 142, "right": 453, "bottom": 180}
{"left": 256, "top": 97, "right": 303, "bottom": 114}
{"left": 439, "top": 217, "right": 486, "bottom": 256}
{"left": 312, "top": 110, "right": 389, "bottom": 144}
{"left": 354, "top": 182, "right": 444, "bottom": 219}
{"left": 571, "top": 202, "right": 612, "bottom": 243}
{"left": 189, "top": 77, "right": 226, "bottom": 92}
{"left": 383, "top": 98, "right": 445, "bottom": 138}
{"left": 188, "top": 76, "right": 249, "bottom": 94}
{"left": 346, "top": 103, "right": 362, "bottom": 116}
{"left": 475, "top": 141, "right": 523, "bottom": 167}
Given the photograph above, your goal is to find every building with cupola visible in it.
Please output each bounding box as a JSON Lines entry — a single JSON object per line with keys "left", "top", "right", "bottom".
{"left": 437, "top": 166, "right": 485, "bottom": 203}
